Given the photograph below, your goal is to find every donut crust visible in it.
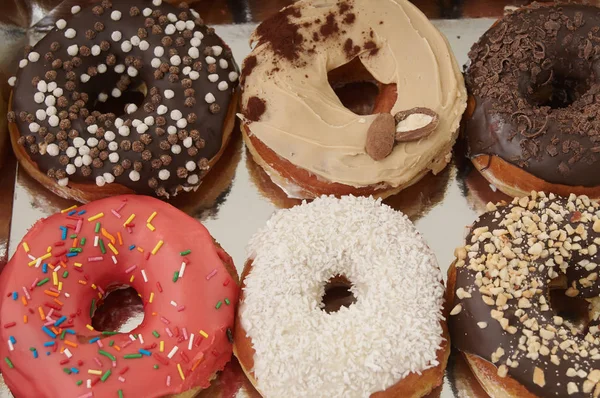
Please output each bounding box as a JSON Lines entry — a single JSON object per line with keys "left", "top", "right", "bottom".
{"left": 234, "top": 260, "right": 450, "bottom": 398}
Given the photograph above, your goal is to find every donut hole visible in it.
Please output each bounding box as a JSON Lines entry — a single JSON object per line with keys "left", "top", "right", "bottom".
{"left": 321, "top": 275, "right": 357, "bottom": 313}
{"left": 549, "top": 277, "right": 590, "bottom": 333}
{"left": 88, "top": 79, "right": 148, "bottom": 118}
{"left": 523, "top": 69, "right": 591, "bottom": 109}
{"left": 91, "top": 286, "right": 144, "bottom": 333}
{"left": 328, "top": 57, "right": 394, "bottom": 115}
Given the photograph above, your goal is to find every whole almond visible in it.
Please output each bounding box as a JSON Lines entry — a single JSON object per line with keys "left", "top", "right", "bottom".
{"left": 365, "top": 113, "right": 395, "bottom": 161}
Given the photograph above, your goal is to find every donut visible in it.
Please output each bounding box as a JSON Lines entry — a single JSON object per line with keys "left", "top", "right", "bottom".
{"left": 464, "top": 3, "right": 600, "bottom": 199}
{"left": 448, "top": 191, "right": 600, "bottom": 397}
{"left": 238, "top": 0, "right": 466, "bottom": 200}
{"left": 6, "top": 0, "right": 240, "bottom": 203}
{"left": 234, "top": 195, "right": 449, "bottom": 397}
{"left": 0, "top": 195, "right": 239, "bottom": 397}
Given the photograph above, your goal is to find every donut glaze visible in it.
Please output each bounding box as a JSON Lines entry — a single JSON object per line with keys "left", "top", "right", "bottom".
{"left": 465, "top": 4, "right": 600, "bottom": 187}
{"left": 0, "top": 195, "right": 239, "bottom": 397}
{"left": 449, "top": 192, "right": 600, "bottom": 397}
{"left": 7, "top": 0, "right": 239, "bottom": 198}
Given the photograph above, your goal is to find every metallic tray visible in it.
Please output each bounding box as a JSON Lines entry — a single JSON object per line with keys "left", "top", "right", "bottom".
{"left": 0, "top": 2, "right": 507, "bottom": 397}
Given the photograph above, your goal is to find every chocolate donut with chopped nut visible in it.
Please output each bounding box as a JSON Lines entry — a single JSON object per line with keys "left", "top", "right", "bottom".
{"left": 465, "top": 3, "right": 600, "bottom": 199}
{"left": 448, "top": 191, "right": 600, "bottom": 397}
{"left": 7, "top": 0, "right": 239, "bottom": 202}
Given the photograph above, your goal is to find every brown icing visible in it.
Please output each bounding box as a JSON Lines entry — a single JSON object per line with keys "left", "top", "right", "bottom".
{"left": 450, "top": 192, "right": 600, "bottom": 397}
{"left": 465, "top": 4, "right": 600, "bottom": 187}
{"left": 8, "top": 0, "right": 239, "bottom": 198}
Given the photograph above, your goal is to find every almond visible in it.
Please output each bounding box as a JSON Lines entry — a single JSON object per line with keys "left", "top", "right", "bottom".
{"left": 365, "top": 113, "right": 395, "bottom": 161}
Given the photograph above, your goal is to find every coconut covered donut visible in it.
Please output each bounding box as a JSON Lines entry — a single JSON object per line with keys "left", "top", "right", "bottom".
{"left": 0, "top": 195, "right": 239, "bottom": 397}
{"left": 448, "top": 191, "right": 600, "bottom": 397}
{"left": 239, "top": 0, "right": 466, "bottom": 200}
{"left": 234, "top": 196, "right": 449, "bottom": 397}
{"left": 7, "top": 0, "right": 239, "bottom": 202}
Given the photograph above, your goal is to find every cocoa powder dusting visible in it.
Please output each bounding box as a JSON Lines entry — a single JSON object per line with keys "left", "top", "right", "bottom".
{"left": 256, "top": 7, "right": 303, "bottom": 61}
{"left": 320, "top": 13, "right": 339, "bottom": 37}
{"left": 245, "top": 96, "right": 267, "bottom": 122}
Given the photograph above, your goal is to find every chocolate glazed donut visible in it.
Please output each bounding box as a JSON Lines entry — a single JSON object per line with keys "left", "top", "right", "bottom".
{"left": 7, "top": 0, "right": 239, "bottom": 202}
{"left": 464, "top": 3, "right": 600, "bottom": 198}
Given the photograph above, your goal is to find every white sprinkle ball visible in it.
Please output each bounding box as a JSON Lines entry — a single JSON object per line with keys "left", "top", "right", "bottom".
{"left": 79, "top": 146, "right": 91, "bottom": 157}
{"left": 219, "top": 59, "right": 229, "bottom": 69}
{"left": 212, "top": 46, "right": 223, "bottom": 56}
{"left": 46, "top": 143, "right": 59, "bottom": 156}
{"left": 185, "top": 21, "right": 195, "bottom": 30}
{"left": 188, "top": 47, "right": 199, "bottom": 59}
{"left": 115, "top": 118, "right": 124, "bottom": 128}
{"left": 46, "top": 106, "right": 57, "bottom": 116}
{"left": 98, "top": 93, "right": 109, "bottom": 103}
{"left": 48, "top": 115, "right": 59, "bottom": 127}
{"left": 98, "top": 64, "right": 107, "bottom": 74}
{"left": 208, "top": 74, "right": 219, "bottom": 83}
{"left": 112, "top": 88, "right": 122, "bottom": 98}
{"left": 58, "top": 178, "right": 69, "bottom": 187}
{"left": 167, "top": 13, "right": 177, "bottom": 22}
{"left": 190, "top": 38, "right": 201, "bottom": 48}
{"left": 205, "top": 56, "right": 216, "bottom": 64}
{"left": 144, "top": 116, "right": 155, "bottom": 126}
{"left": 127, "top": 66, "right": 138, "bottom": 77}
{"left": 205, "top": 93, "right": 215, "bottom": 104}
{"left": 165, "top": 24, "right": 176, "bottom": 35}
{"left": 154, "top": 46, "right": 165, "bottom": 57}
{"left": 87, "top": 124, "right": 98, "bottom": 134}
{"left": 37, "top": 81, "right": 47, "bottom": 93}
{"left": 182, "top": 67, "right": 191, "bottom": 75}
{"left": 95, "top": 176, "right": 106, "bottom": 187}
{"left": 34, "top": 93, "right": 45, "bottom": 104}
{"left": 176, "top": 119, "right": 187, "bottom": 129}
{"left": 28, "top": 52, "right": 40, "bottom": 62}
{"left": 136, "top": 124, "right": 149, "bottom": 134}
{"left": 167, "top": 126, "right": 177, "bottom": 135}
{"left": 151, "top": 58, "right": 161, "bottom": 68}
{"left": 80, "top": 74, "right": 90, "bottom": 83}
{"left": 52, "top": 88, "right": 63, "bottom": 97}
{"left": 35, "top": 109, "right": 47, "bottom": 121}
{"left": 103, "top": 173, "right": 115, "bottom": 184}
{"left": 229, "top": 71, "right": 239, "bottom": 82}
{"left": 87, "top": 137, "right": 99, "bottom": 147}
{"left": 29, "top": 123, "right": 40, "bottom": 133}
{"left": 171, "top": 145, "right": 181, "bottom": 154}
{"left": 73, "top": 137, "right": 85, "bottom": 148}
{"left": 67, "top": 44, "right": 79, "bottom": 57}
{"left": 92, "top": 45, "right": 101, "bottom": 56}
{"left": 48, "top": 82, "right": 57, "bottom": 92}
{"left": 71, "top": 6, "right": 81, "bottom": 14}
{"left": 187, "top": 174, "right": 199, "bottom": 184}
{"left": 121, "top": 41, "right": 133, "bottom": 53}
{"left": 170, "top": 110, "right": 182, "bottom": 121}
{"left": 183, "top": 137, "right": 193, "bottom": 148}
{"left": 56, "top": 19, "right": 67, "bottom": 30}
{"left": 104, "top": 131, "right": 116, "bottom": 141}
{"left": 218, "top": 81, "right": 229, "bottom": 91}
{"left": 111, "top": 31, "right": 122, "bottom": 42}
{"left": 143, "top": 8, "right": 152, "bottom": 17}
{"left": 194, "top": 31, "right": 204, "bottom": 39}
{"left": 191, "top": 10, "right": 200, "bottom": 19}
{"left": 139, "top": 41, "right": 150, "bottom": 51}
{"left": 164, "top": 90, "right": 175, "bottom": 99}
{"left": 129, "top": 170, "right": 140, "bottom": 181}
{"left": 45, "top": 96, "right": 56, "bottom": 107}
{"left": 170, "top": 55, "right": 181, "bottom": 66}
{"left": 158, "top": 170, "right": 170, "bottom": 180}
{"left": 157, "top": 105, "right": 168, "bottom": 115}
{"left": 185, "top": 161, "right": 196, "bottom": 171}
{"left": 19, "top": 59, "right": 28, "bottom": 68}
{"left": 109, "top": 153, "right": 119, "bottom": 163}
{"left": 114, "top": 64, "right": 126, "bottom": 74}
{"left": 82, "top": 154, "right": 92, "bottom": 165}
{"left": 66, "top": 164, "right": 76, "bottom": 175}
{"left": 111, "top": 11, "right": 122, "bottom": 21}
{"left": 8, "top": 77, "right": 16, "bottom": 86}
{"left": 65, "top": 28, "right": 76, "bottom": 39}
{"left": 74, "top": 156, "right": 83, "bottom": 167}
{"left": 175, "top": 21, "right": 186, "bottom": 31}
{"left": 130, "top": 36, "right": 141, "bottom": 46}
{"left": 108, "top": 142, "right": 118, "bottom": 151}
{"left": 118, "top": 126, "right": 130, "bottom": 137}
{"left": 132, "top": 119, "right": 142, "bottom": 128}
{"left": 189, "top": 71, "right": 199, "bottom": 80}
{"left": 66, "top": 147, "right": 77, "bottom": 158}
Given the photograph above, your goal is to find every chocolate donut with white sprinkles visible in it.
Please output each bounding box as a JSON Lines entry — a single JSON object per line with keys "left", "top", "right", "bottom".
{"left": 7, "top": 0, "right": 240, "bottom": 202}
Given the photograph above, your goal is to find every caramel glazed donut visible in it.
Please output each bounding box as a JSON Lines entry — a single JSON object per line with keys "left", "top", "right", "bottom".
{"left": 234, "top": 196, "right": 450, "bottom": 398}
{"left": 7, "top": 0, "right": 240, "bottom": 203}
{"left": 448, "top": 191, "right": 600, "bottom": 397}
{"left": 465, "top": 4, "right": 600, "bottom": 199}
{"left": 238, "top": 0, "right": 466, "bottom": 200}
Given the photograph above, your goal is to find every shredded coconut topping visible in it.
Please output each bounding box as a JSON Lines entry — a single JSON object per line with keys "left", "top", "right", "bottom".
{"left": 241, "top": 195, "right": 445, "bottom": 397}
